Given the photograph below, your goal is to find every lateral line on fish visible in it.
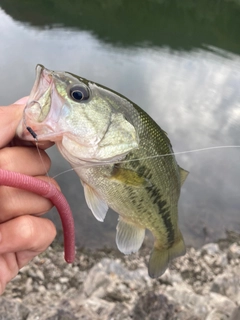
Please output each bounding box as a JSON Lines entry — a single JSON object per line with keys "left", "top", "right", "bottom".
{"left": 51, "top": 145, "right": 240, "bottom": 179}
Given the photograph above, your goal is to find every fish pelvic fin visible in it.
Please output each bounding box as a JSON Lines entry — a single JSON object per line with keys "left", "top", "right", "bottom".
{"left": 82, "top": 181, "right": 109, "bottom": 222}
{"left": 148, "top": 230, "right": 186, "bottom": 278}
{"left": 116, "top": 217, "right": 145, "bottom": 254}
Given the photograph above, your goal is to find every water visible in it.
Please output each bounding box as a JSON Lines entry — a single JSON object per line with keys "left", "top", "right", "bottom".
{"left": 0, "top": 1, "right": 240, "bottom": 250}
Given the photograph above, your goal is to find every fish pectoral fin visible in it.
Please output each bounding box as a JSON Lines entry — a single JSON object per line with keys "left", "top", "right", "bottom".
{"left": 116, "top": 217, "right": 145, "bottom": 254}
{"left": 148, "top": 230, "right": 186, "bottom": 278}
{"left": 110, "top": 167, "right": 150, "bottom": 187}
{"left": 82, "top": 182, "right": 108, "bottom": 222}
{"left": 179, "top": 166, "right": 189, "bottom": 186}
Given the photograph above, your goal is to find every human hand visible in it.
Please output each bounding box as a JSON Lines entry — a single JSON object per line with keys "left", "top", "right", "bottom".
{"left": 0, "top": 97, "right": 57, "bottom": 294}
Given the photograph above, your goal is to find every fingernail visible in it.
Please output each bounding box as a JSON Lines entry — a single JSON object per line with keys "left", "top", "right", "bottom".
{"left": 13, "top": 96, "right": 29, "bottom": 105}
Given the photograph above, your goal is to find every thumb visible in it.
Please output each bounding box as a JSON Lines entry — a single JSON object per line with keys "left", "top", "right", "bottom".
{"left": 0, "top": 97, "right": 29, "bottom": 148}
{"left": 14, "top": 97, "right": 29, "bottom": 105}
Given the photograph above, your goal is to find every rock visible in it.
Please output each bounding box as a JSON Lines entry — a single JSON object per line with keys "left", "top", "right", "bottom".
{"left": 206, "top": 309, "right": 228, "bottom": 320}
{"left": 228, "top": 243, "right": 240, "bottom": 260}
{"left": 208, "top": 293, "right": 237, "bottom": 319}
{"left": 133, "top": 291, "right": 175, "bottom": 320}
{"left": 165, "top": 284, "right": 210, "bottom": 319}
{"left": 35, "top": 269, "right": 45, "bottom": 281}
{"left": 83, "top": 267, "right": 111, "bottom": 298}
{"left": 26, "top": 307, "right": 79, "bottom": 320}
{"left": 0, "top": 297, "right": 29, "bottom": 320}
{"left": 230, "top": 306, "right": 240, "bottom": 320}
{"left": 210, "top": 267, "right": 240, "bottom": 302}
{"left": 46, "top": 309, "right": 79, "bottom": 320}
{"left": 107, "top": 302, "right": 132, "bottom": 320}
{"left": 206, "top": 303, "right": 240, "bottom": 320}
{"left": 201, "top": 243, "right": 220, "bottom": 256}
{"left": 76, "top": 297, "right": 115, "bottom": 320}
{"left": 59, "top": 277, "right": 70, "bottom": 284}
{"left": 83, "top": 258, "right": 148, "bottom": 301}
{"left": 158, "top": 268, "right": 182, "bottom": 285}
{"left": 25, "top": 277, "right": 33, "bottom": 294}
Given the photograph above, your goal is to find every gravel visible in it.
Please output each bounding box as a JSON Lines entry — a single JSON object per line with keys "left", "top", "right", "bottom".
{"left": 1, "top": 231, "right": 240, "bottom": 320}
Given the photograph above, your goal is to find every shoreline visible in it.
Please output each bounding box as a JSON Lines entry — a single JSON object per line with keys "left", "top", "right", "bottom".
{"left": 1, "top": 231, "right": 240, "bottom": 320}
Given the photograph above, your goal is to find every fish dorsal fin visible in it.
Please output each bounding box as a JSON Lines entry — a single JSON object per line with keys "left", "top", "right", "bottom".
{"left": 110, "top": 166, "right": 151, "bottom": 187}
{"left": 179, "top": 166, "right": 189, "bottom": 186}
{"left": 163, "top": 130, "right": 168, "bottom": 136}
{"left": 116, "top": 217, "right": 145, "bottom": 254}
{"left": 82, "top": 181, "right": 108, "bottom": 222}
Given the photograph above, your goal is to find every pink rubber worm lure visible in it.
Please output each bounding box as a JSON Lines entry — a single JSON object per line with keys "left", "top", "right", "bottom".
{"left": 0, "top": 168, "right": 75, "bottom": 263}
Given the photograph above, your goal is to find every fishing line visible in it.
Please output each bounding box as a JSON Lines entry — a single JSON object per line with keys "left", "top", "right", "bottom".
{"left": 36, "top": 143, "right": 51, "bottom": 179}
{"left": 52, "top": 145, "right": 240, "bottom": 179}
{"left": 117, "top": 145, "right": 240, "bottom": 163}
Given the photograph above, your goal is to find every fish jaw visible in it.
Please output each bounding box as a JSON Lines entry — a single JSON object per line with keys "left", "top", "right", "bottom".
{"left": 16, "top": 65, "right": 71, "bottom": 141}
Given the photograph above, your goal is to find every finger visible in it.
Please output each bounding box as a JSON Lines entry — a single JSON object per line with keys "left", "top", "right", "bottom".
{"left": 13, "top": 97, "right": 29, "bottom": 105}
{"left": 0, "top": 146, "right": 51, "bottom": 175}
{"left": 0, "top": 176, "right": 60, "bottom": 223}
{"left": 0, "top": 215, "right": 56, "bottom": 260}
{"left": 0, "top": 98, "right": 29, "bottom": 148}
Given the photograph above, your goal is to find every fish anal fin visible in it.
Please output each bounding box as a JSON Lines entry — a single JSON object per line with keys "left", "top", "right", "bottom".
{"left": 116, "top": 217, "right": 145, "bottom": 254}
{"left": 82, "top": 182, "right": 108, "bottom": 222}
{"left": 110, "top": 166, "right": 150, "bottom": 187}
{"left": 179, "top": 166, "right": 189, "bottom": 186}
{"left": 148, "top": 230, "right": 186, "bottom": 278}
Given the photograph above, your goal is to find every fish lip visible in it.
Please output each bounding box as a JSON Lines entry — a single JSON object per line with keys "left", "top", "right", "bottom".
{"left": 18, "top": 64, "right": 63, "bottom": 140}
{"left": 24, "top": 65, "right": 55, "bottom": 124}
{"left": 34, "top": 64, "right": 44, "bottom": 91}
{"left": 30, "top": 64, "right": 53, "bottom": 101}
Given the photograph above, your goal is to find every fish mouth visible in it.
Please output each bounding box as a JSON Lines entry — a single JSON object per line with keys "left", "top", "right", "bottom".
{"left": 17, "top": 64, "right": 68, "bottom": 140}
{"left": 24, "top": 64, "right": 53, "bottom": 124}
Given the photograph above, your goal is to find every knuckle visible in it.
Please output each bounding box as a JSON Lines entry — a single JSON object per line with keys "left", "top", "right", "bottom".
{"left": 17, "top": 216, "right": 56, "bottom": 251}
{"left": 17, "top": 215, "right": 36, "bottom": 243}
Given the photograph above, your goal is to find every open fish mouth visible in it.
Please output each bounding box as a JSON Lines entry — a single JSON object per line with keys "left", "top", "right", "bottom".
{"left": 31, "top": 65, "right": 53, "bottom": 100}
{"left": 24, "top": 64, "right": 53, "bottom": 124}
{"left": 17, "top": 65, "right": 69, "bottom": 140}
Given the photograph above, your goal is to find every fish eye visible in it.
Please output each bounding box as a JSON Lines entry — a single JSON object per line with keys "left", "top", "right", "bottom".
{"left": 69, "top": 85, "right": 89, "bottom": 102}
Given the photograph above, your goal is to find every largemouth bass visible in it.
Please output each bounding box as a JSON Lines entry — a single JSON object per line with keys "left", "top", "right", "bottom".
{"left": 17, "top": 65, "right": 188, "bottom": 278}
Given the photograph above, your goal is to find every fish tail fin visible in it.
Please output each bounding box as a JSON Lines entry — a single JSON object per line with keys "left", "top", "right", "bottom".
{"left": 148, "top": 230, "right": 186, "bottom": 278}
